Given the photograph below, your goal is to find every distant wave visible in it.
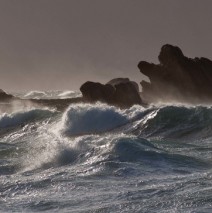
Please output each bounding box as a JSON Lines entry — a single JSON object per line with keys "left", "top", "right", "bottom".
{"left": 0, "top": 108, "right": 56, "bottom": 129}
{"left": 58, "top": 90, "right": 82, "bottom": 98}
{"left": 24, "top": 90, "right": 47, "bottom": 99}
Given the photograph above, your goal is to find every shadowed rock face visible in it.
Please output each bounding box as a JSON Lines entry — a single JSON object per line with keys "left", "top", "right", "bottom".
{"left": 138, "top": 44, "right": 212, "bottom": 104}
{"left": 80, "top": 81, "right": 115, "bottom": 103}
{"left": 80, "top": 78, "right": 142, "bottom": 108}
{"left": 0, "top": 89, "right": 13, "bottom": 100}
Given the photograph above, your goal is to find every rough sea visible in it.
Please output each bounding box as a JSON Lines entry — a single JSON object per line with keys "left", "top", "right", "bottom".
{"left": 0, "top": 91, "right": 212, "bottom": 212}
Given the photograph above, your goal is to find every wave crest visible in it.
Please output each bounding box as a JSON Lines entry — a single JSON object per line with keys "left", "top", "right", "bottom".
{"left": 0, "top": 108, "right": 55, "bottom": 129}
{"left": 138, "top": 105, "right": 212, "bottom": 138}
{"left": 60, "top": 103, "right": 129, "bottom": 136}
{"left": 24, "top": 90, "right": 47, "bottom": 99}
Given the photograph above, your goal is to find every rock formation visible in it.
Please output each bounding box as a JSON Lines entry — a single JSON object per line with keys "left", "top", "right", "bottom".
{"left": 0, "top": 89, "right": 13, "bottom": 100}
{"left": 3, "top": 44, "right": 212, "bottom": 109}
{"left": 80, "top": 78, "right": 142, "bottom": 108}
{"left": 138, "top": 44, "right": 212, "bottom": 104}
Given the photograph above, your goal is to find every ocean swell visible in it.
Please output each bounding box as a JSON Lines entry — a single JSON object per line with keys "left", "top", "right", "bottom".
{"left": 0, "top": 108, "right": 56, "bottom": 129}
{"left": 59, "top": 103, "right": 129, "bottom": 136}
{"left": 134, "top": 105, "right": 212, "bottom": 139}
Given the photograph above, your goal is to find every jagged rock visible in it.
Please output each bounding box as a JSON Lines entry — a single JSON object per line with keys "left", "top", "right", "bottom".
{"left": 138, "top": 44, "right": 212, "bottom": 104}
{"left": 80, "top": 78, "right": 142, "bottom": 108}
{"left": 0, "top": 89, "right": 13, "bottom": 100}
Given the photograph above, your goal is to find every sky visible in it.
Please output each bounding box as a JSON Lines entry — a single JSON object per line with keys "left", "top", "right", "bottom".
{"left": 0, "top": 0, "right": 212, "bottom": 91}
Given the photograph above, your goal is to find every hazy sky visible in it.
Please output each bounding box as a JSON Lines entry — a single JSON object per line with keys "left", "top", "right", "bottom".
{"left": 0, "top": 0, "right": 212, "bottom": 91}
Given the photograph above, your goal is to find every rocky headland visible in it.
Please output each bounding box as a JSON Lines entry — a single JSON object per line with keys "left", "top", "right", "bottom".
{"left": 1, "top": 44, "right": 212, "bottom": 109}
{"left": 80, "top": 78, "right": 143, "bottom": 108}
{"left": 138, "top": 44, "right": 212, "bottom": 104}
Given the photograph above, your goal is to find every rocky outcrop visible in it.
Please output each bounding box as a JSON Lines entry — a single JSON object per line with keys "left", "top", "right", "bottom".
{"left": 0, "top": 89, "right": 14, "bottom": 100}
{"left": 138, "top": 44, "right": 212, "bottom": 104}
{"left": 80, "top": 82, "right": 115, "bottom": 104}
{"left": 80, "top": 78, "right": 142, "bottom": 108}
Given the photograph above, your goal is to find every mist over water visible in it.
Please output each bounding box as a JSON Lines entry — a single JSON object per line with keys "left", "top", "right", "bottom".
{"left": 0, "top": 91, "right": 211, "bottom": 212}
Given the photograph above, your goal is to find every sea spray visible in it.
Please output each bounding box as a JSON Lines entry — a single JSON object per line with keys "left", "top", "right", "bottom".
{"left": 59, "top": 103, "right": 129, "bottom": 136}
{"left": 24, "top": 90, "right": 47, "bottom": 99}
{"left": 58, "top": 90, "right": 82, "bottom": 98}
{"left": 0, "top": 108, "right": 56, "bottom": 129}
{"left": 138, "top": 105, "right": 212, "bottom": 139}
{"left": 1, "top": 92, "right": 212, "bottom": 212}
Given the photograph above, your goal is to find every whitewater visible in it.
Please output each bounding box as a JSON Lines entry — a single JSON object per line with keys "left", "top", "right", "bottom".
{"left": 0, "top": 91, "right": 212, "bottom": 212}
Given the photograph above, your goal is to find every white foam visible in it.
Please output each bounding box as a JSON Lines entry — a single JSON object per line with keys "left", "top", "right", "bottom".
{"left": 58, "top": 90, "right": 75, "bottom": 97}
{"left": 24, "top": 90, "right": 47, "bottom": 99}
{"left": 0, "top": 108, "right": 55, "bottom": 128}
{"left": 59, "top": 103, "right": 129, "bottom": 136}
{"left": 123, "top": 104, "right": 146, "bottom": 119}
{"left": 58, "top": 90, "right": 82, "bottom": 98}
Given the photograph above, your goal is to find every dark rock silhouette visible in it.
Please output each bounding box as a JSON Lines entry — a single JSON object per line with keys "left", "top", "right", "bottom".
{"left": 107, "top": 78, "right": 139, "bottom": 92}
{"left": 138, "top": 44, "right": 212, "bottom": 103}
{"left": 4, "top": 44, "right": 212, "bottom": 110}
{"left": 0, "top": 89, "right": 14, "bottom": 100}
{"left": 80, "top": 81, "right": 115, "bottom": 103}
{"left": 80, "top": 78, "right": 142, "bottom": 108}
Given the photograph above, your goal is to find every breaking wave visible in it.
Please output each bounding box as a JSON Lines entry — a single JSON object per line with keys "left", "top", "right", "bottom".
{"left": 59, "top": 103, "right": 129, "bottom": 136}
{"left": 137, "top": 105, "right": 212, "bottom": 139}
{"left": 24, "top": 90, "right": 47, "bottom": 99}
{"left": 1, "top": 95, "right": 212, "bottom": 213}
{"left": 0, "top": 108, "right": 56, "bottom": 129}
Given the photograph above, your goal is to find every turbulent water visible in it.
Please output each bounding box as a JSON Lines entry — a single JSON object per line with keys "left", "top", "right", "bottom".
{"left": 1, "top": 91, "right": 212, "bottom": 212}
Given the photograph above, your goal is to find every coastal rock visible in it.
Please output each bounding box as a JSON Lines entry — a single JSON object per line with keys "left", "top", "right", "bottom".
{"left": 107, "top": 78, "right": 142, "bottom": 107}
{"left": 80, "top": 81, "right": 115, "bottom": 103}
{"left": 80, "top": 78, "right": 142, "bottom": 108}
{"left": 138, "top": 44, "right": 212, "bottom": 103}
{"left": 107, "top": 78, "right": 139, "bottom": 92}
{"left": 0, "top": 89, "right": 13, "bottom": 100}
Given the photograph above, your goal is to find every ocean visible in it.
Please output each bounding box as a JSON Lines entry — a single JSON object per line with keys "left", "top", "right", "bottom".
{"left": 0, "top": 90, "right": 212, "bottom": 212}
